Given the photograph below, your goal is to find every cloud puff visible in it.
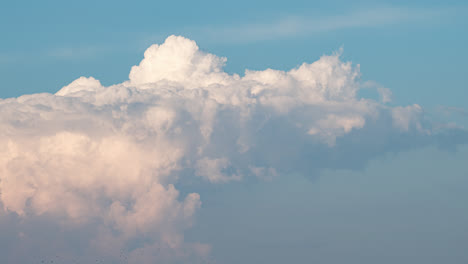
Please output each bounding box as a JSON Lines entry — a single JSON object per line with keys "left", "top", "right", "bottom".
{"left": 0, "top": 35, "right": 465, "bottom": 263}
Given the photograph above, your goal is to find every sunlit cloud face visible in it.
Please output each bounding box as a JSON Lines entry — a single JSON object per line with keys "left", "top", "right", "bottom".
{"left": 0, "top": 35, "right": 465, "bottom": 263}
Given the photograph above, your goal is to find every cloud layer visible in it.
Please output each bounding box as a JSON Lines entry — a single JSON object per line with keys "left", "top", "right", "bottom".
{"left": 0, "top": 35, "right": 465, "bottom": 263}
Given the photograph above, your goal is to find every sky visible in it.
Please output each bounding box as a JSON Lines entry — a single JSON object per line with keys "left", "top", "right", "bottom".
{"left": 0, "top": 1, "right": 467, "bottom": 264}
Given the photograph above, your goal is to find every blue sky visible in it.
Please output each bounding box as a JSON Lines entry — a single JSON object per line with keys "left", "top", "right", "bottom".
{"left": 1, "top": 0, "right": 467, "bottom": 107}
{"left": 0, "top": 1, "right": 467, "bottom": 263}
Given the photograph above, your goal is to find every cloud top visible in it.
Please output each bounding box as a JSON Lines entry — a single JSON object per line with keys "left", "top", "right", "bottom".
{"left": 129, "top": 35, "right": 230, "bottom": 88}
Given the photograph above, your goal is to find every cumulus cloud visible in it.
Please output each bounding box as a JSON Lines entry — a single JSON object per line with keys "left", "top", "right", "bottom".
{"left": 0, "top": 35, "right": 465, "bottom": 263}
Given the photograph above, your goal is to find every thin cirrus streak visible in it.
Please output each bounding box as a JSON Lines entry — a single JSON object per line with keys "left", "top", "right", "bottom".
{"left": 0, "top": 35, "right": 466, "bottom": 263}
{"left": 194, "top": 6, "right": 461, "bottom": 44}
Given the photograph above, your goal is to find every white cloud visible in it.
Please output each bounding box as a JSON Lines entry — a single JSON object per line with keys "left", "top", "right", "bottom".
{"left": 392, "top": 104, "right": 425, "bottom": 132}
{"left": 195, "top": 157, "right": 242, "bottom": 183}
{"left": 129, "top": 36, "right": 231, "bottom": 88}
{"left": 56, "top": 76, "right": 104, "bottom": 96}
{"left": 308, "top": 114, "right": 366, "bottom": 146}
{"left": 0, "top": 35, "right": 465, "bottom": 263}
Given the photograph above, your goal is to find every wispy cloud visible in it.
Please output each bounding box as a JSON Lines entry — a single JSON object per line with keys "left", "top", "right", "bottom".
{"left": 0, "top": 54, "right": 11, "bottom": 64}
{"left": 194, "top": 6, "right": 461, "bottom": 44}
{"left": 0, "top": 45, "right": 110, "bottom": 66}
{"left": 436, "top": 106, "right": 468, "bottom": 118}
{"left": 46, "top": 46, "right": 104, "bottom": 60}
{"left": 0, "top": 53, "right": 27, "bottom": 65}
